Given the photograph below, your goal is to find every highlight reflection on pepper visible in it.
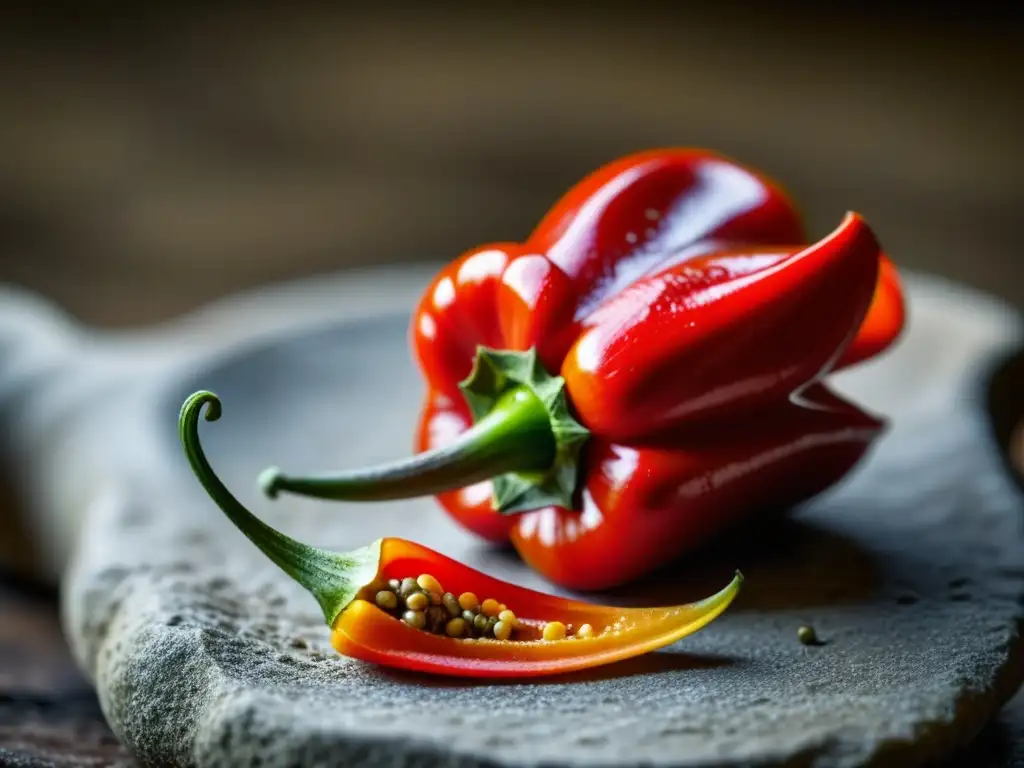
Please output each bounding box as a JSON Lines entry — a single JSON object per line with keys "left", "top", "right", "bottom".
{"left": 260, "top": 148, "right": 906, "bottom": 591}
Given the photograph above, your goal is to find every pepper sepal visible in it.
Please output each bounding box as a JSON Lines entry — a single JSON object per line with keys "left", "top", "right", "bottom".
{"left": 459, "top": 346, "right": 589, "bottom": 514}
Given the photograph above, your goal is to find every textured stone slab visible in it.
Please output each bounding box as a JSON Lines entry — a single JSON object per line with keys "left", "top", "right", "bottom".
{"left": 1, "top": 268, "right": 1022, "bottom": 767}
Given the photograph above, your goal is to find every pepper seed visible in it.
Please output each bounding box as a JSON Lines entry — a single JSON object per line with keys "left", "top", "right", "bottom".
{"left": 798, "top": 625, "right": 820, "bottom": 646}
{"left": 462, "top": 609, "right": 476, "bottom": 624}
{"left": 427, "top": 606, "right": 447, "bottom": 633}
{"left": 417, "top": 574, "right": 443, "bottom": 595}
{"left": 497, "top": 609, "right": 517, "bottom": 627}
{"left": 404, "top": 591, "right": 429, "bottom": 612}
{"left": 375, "top": 591, "right": 398, "bottom": 610}
{"left": 399, "top": 577, "right": 419, "bottom": 597}
{"left": 481, "top": 598, "right": 501, "bottom": 618}
{"left": 445, "top": 617, "right": 466, "bottom": 637}
{"left": 458, "top": 592, "right": 479, "bottom": 611}
{"left": 443, "top": 592, "right": 462, "bottom": 617}
{"left": 388, "top": 578, "right": 401, "bottom": 591}
{"left": 576, "top": 623, "right": 594, "bottom": 639}
{"left": 493, "top": 620, "right": 512, "bottom": 641}
{"left": 473, "top": 613, "right": 489, "bottom": 633}
{"left": 403, "top": 610, "right": 427, "bottom": 629}
{"left": 543, "top": 621, "right": 567, "bottom": 641}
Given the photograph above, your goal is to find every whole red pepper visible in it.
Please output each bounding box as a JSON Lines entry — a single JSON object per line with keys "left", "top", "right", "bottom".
{"left": 261, "top": 149, "right": 906, "bottom": 591}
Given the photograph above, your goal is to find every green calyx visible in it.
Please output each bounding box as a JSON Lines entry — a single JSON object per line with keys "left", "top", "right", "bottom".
{"left": 259, "top": 346, "right": 591, "bottom": 514}
{"left": 178, "top": 391, "right": 381, "bottom": 626}
{"left": 459, "top": 347, "right": 590, "bottom": 513}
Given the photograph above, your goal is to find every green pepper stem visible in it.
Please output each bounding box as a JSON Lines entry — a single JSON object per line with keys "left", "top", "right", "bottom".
{"left": 179, "top": 390, "right": 380, "bottom": 625}
{"left": 260, "top": 347, "right": 590, "bottom": 515}
{"left": 260, "top": 385, "right": 557, "bottom": 503}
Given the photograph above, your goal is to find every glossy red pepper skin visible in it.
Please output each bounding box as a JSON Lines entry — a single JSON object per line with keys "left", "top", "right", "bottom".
{"left": 413, "top": 149, "right": 905, "bottom": 590}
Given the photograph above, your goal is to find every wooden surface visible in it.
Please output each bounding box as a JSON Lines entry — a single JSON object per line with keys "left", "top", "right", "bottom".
{"left": 0, "top": 577, "right": 133, "bottom": 767}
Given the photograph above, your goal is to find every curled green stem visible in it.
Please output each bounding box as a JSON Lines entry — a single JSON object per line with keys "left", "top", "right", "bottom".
{"left": 178, "top": 391, "right": 379, "bottom": 625}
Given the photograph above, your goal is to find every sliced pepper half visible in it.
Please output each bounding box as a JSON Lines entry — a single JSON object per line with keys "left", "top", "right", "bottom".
{"left": 180, "top": 390, "right": 742, "bottom": 678}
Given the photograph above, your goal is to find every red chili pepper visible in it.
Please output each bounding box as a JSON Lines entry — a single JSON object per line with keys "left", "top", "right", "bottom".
{"left": 179, "top": 391, "right": 742, "bottom": 678}
{"left": 260, "top": 149, "right": 906, "bottom": 591}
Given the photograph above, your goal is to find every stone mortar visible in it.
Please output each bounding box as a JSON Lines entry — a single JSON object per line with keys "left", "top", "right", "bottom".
{"left": 0, "top": 267, "right": 1021, "bottom": 767}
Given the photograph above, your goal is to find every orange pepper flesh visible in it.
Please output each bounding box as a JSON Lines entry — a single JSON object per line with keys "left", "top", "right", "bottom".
{"left": 836, "top": 254, "right": 906, "bottom": 371}
{"left": 333, "top": 538, "right": 741, "bottom": 677}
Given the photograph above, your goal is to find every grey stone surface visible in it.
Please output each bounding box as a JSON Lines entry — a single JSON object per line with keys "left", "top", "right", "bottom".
{"left": 1, "top": 268, "right": 1023, "bottom": 767}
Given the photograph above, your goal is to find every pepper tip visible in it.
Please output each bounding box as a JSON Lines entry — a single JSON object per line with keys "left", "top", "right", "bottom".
{"left": 258, "top": 466, "right": 282, "bottom": 499}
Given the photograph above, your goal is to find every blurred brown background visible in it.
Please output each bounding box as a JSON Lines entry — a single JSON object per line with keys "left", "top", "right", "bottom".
{"left": 1, "top": 5, "right": 1021, "bottom": 327}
